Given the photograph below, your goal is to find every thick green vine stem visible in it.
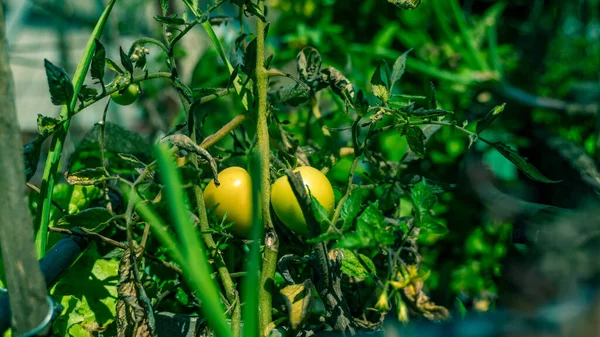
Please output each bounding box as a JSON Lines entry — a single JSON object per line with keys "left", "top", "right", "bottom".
{"left": 34, "top": 0, "right": 116, "bottom": 258}
{"left": 255, "top": 1, "right": 279, "bottom": 336}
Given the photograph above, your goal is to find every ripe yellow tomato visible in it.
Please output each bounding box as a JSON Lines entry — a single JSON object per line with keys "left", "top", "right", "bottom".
{"left": 204, "top": 167, "right": 253, "bottom": 237}
{"left": 271, "top": 166, "right": 335, "bottom": 236}
{"left": 111, "top": 83, "right": 140, "bottom": 106}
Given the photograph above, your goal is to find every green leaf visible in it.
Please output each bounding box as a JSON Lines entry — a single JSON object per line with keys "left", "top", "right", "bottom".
{"left": 65, "top": 168, "right": 107, "bottom": 186}
{"left": 23, "top": 137, "right": 45, "bottom": 181}
{"left": 476, "top": 103, "right": 505, "bottom": 134}
{"left": 90, "top": 39, "right": 105, "bottom": 82}
{"left": 341, "top": 249, "right": 376, "bottom": 279}
{"left": 52, "top": 245, "right": 118, "bottom": 336}
{"left": 390, "top": 49, "right": 411, "bottom": 92}
{"left": 154, "top": 14, "right": 186, "bottom": 25}
{"left": 77, "top": 85, "right": 98, "bottom": 103}
{"left": 37, "top": 114, "right": 61, "bottom": 138}
{"left": 246, "top": 2, "right": 267, "bottom": 21}
{"left": 370, "top": 60, "right": 391, "bottom": 102}
{"left": 487, "top": 142, "right": 561, "bottom": 183}
{"left": 335, "top": 233, "right": 370, "bottom": 249}
{"left": 410, "top": 179, "right": 437, "bottom": 216}
{"left": 44, "top": 59, "right": 74, "bottom": 106}
{"left": 309, "top": 193, "right": 331, "bottom": 228}
{"left": 455, "top": 297, "right": 467, "bottom": 319}
{"left": 119, "top": 47, "right": 133, "bottom": 73}
{"left": 105, "top": 58, "right": 124, "bottom": 74}
{"left": 340, "top": 189, "right": 365, "bottom": 231}
{"left": 242, "top": 38, "right": 258, "bottom": 77}
{"left": 306, "top": 232, "right": 341, "bottom": 244}
{"left": 406, "top": 125, "right": 426, "bottom": 159}
{"left": 421, "top": 218, "right": 449, "bottom": 236}
{"left": 57, "top": 207, "right": 112, "bottom": 231}
{"left": 274, "top": 83, "right": 311, "bottom": 106}
{"left": 354, "top": 89, "right": 369, "bottom": 117}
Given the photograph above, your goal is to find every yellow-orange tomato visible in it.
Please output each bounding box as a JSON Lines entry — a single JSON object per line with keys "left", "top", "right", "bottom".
{"left": 111, "top": 83, "right": 140, "bottom": 106}
{"left": 204, "top": 167, "right": 253, "bottom": 237}
{"left": 270, "top": 166, "right": 335, "bottom": 236}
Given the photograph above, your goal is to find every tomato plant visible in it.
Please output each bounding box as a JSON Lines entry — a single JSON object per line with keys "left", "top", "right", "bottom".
{"left": 2, "top": 0, "right": 597, "bottom": 336}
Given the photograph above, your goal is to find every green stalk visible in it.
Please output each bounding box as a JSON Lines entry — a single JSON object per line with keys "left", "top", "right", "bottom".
{"left": 34, "top": 0, "right": 116, "bottom": 257}
{"left": 253, "top": 2, "right": 279, "bottom": 336}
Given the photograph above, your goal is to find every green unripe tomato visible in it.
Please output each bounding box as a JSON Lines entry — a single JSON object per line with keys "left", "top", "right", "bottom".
{"left": 204, "top": 167, "right": 253, "bottom": 237}
{"left": 271, "top": 166, "right": 335, "bottom": 236}
{"left": 111, "top": 83, "right": 140, "bottom": 106}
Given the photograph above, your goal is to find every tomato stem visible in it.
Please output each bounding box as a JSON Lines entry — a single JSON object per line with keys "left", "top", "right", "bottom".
{"left": 254, "top": 2, "right": 279, "bottom": 336}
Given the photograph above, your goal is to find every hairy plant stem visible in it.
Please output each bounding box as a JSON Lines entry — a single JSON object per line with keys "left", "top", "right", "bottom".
{"left": 255, "top": 2, "right": 279, "bottom": 336}
{"left": 201, "top": 114, "right": 248, "bottom": 149}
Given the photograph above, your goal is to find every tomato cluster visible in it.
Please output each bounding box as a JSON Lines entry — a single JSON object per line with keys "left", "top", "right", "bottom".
{"left": 203, "top": 166, "right": 334, "bottom": 237}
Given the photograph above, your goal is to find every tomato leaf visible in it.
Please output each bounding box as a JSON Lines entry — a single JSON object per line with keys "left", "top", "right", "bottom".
{"left": 105, "top": 58, "right": 124, "bottom": 74}
{"left": 340, "top": 249, "right": 376, "bottom": 279}
{"left": 476, "top": 103, "right": 505, "bottom": 134}
{"left": 410, "top": 179, "right": 438, "bottom": 216}
{"left": 154, "top": 14, "right": 186, "bottom": 26}
{"left": 44, "top": 59, "right": 74, "bottom": 106}
{"left": 297, "top": 47, "right": 322, "bottom": 83}
{"left": 90, "top": 39, "right": 106, "bottom": 82}
{"left": 487, "top": 141, "right": 561, "bottom": 183}
{"left": 57, "top": 207, "right": 113, "bottom": 231}
{"left": 390, "top": 49, "right": 411, "bottom": 92}
{"left": 65, "top": 168, "right": 108, "bottom": 186}
{"left": 119, "top": 47, "right": 134, "bottom": 73}
{"left": 340, "top": 188, "right": 365, "bottom": 231}
{"left": 23, "top": 136, "right": 45, "bottom": 181}
{"left": 370, "top": 60, "right": 391, "bottom": 102}
{"left": 309, "top": 193, "right": 331, "bottom": 229}
{"left": 406, "top": 125, "right": 427, "bottom": 159}
{"left": 37, "top": 114, "right": 61, "bottom": 138}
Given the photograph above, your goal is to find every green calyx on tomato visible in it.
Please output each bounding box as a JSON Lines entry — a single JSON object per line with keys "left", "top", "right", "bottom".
{"left": 111, "top": 83, "right": 140, "bottom": 106}
{"left": 204, "top": 166, "right": 254, "bottom": 237}
{"left": 271, "top": 166, "right": 335, "bottom": 236}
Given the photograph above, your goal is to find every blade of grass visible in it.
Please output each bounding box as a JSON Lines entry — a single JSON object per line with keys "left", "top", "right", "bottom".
{"left": 487, "top": 20, "right": 501, "bottom": 74}
{"left": 34, "top": 0, "right": 116, "bottom": 258}
{"left": 242, "top": 151, "right": 263, "bottom": 337}
{"left": 430, "top": 0, "right": 478, "bottom": 68}
{"left": 155, "top": 143, "right": 232, "bottom": 337}
{"left": 448, "top": 0, "right": 489, "bottom": 71}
